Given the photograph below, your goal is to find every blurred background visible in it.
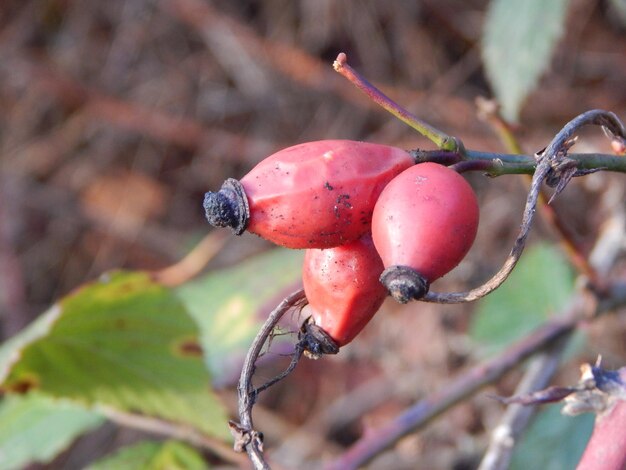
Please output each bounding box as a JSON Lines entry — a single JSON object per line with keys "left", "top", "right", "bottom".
{"left": 1, "top": 0, "right": 626, "bottom": 468}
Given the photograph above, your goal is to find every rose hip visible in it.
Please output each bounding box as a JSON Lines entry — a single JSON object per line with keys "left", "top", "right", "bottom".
{"left": 372, "top": 162, "right": 479, "bottom": 303}
{"left": 203, "top": 140, "right": 413, "bottom": 248}
{"left": 300, "top": 234, "right": 386, "bottom": 355}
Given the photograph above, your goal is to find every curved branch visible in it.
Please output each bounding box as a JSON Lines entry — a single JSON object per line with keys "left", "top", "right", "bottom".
{"left": 233, "top": 289, "right": 306, "bottom": 470}
{"left": 332, "top": 52, "right": 456, "bottom": 151}
{"left": 423, "top": 110, "right": 626, "bottom": 304}
{"left": 542, "top": 110, "right": 626, "bottom": 163}
{"left": 423, "top": 155, "right": 550, "bottom": 303}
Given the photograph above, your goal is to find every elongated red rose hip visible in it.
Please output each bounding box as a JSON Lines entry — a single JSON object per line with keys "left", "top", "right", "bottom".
{"left": 203, "top": 140, "right": 413, "bottom": 248}
{"left": 300, "top": 234, "right": 387, "bottom": 356}
{"left": 372, "top": 163, "right": 479, "bottom": 303}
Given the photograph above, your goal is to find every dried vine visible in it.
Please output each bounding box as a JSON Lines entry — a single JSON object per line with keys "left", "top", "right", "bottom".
{"left": 230, "top": 289, "right": 307, "bottom": 469}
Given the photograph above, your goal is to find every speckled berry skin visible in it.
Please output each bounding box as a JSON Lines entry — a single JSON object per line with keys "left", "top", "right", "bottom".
{"left": 302, "top": 234, "right": 386, "bottom": 347}
{"left": 372, "top": 162, "right": 479, "bottom": 303}
{"left": 203, "top": 140, "right": 413, "bottom": 248}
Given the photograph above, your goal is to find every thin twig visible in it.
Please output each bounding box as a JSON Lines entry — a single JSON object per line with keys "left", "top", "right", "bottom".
{"left": 477, "top": 336, "right": 570, "bottom": 470}
{"left": 234, "top": 289, "right": 306, "bottom": 470}
{"left": 423, "top": 110, "right": 626, "bottom": 304}
{"left": 332, "top": 52, "right": 457, "bottom": 151}
{"left": 152, "top": 230, "right": 230, "bottom": 287}
{"left": 423, "top": 156, "right": 549, "bottom": 303}
{"left": 542, "top": 110, "right": 626, "bottom": 165}
{"left": 98, "top": 406, "right": 249, "bottom": 467}
{"left": 476, "top": 98, "right": 601, "bottom": 286}
{"left": 475, "top": 97, "right": 525, "bottom": 155}
{"left": 252, "top": 345, "right": 304, "bottom": 396}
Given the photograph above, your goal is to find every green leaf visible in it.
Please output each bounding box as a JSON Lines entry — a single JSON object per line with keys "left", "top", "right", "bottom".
{"left": 482, "top": 0, "right": 571, "bottom": 122}
{"left": 510, "top": 405, "right": 594, "bottom": 470}
{"left": 176, "top": 248, "right": 303, "bottom": 384}
{"left": 0, "top": 304, "right": 64, "bottom": 382}
{"left": 0, "top": 393, "right": 103, "bottom": 470}
{"left": 470, "top": 244, "right": 575, "bottom": 354}
{"left": 0, "top": 271, "right": 229, "bottom": 439}
{"left": 87, "top": 440, "right": 208, "bottom": 470}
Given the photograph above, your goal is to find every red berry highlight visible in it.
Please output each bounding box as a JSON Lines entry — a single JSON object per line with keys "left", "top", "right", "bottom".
{"left": 203, "top": 140, "right": 413, "bottom": 248}
{"left": 301, "top": 234, "right": 386, "bottom": 355}
{"left": 372, "top": 162, "right": 479, "bottom": 303}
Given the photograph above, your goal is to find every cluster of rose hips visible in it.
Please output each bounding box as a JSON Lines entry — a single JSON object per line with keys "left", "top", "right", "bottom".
{"left": 204, "top": 140, "right": 479, "bottom": 355}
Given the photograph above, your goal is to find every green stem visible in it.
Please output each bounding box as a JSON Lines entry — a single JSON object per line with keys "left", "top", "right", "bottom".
{"left": 333, "top": 53, "right": 457, "bottom": 151}
{"left": 411, "top": 149, "right": 626, "bottom": 177}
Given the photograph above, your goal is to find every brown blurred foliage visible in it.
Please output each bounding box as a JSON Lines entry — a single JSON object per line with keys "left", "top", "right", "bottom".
{"left": 1, "top": 0, "right": 626, "bottom": 468}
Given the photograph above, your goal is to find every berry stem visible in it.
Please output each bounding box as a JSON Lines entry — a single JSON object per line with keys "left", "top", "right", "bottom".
{"left": 333, "top": 52, "right": 457, "bottom": 151}
{"left": 412, "top": 149, "right": 626, "bottom": 176}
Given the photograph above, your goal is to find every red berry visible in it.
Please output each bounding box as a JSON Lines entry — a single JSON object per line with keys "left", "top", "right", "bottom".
{"left": 301, "top": 234, "right": 386, "bottom": 354}
{"left": 203, "top": 140, "right": 413, "bottom": 248}
{"left": 371, "top": 163, "right": 479, "bottom": 303}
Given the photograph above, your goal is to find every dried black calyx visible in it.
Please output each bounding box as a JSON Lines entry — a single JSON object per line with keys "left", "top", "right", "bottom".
{"left": 203, "top": 178, "right": 250, "bottom": 235}
{"left": 299, "top": 319, "right": 339, "bottom": 359}
{"left": 380, "top": 265, "right": 429, "bottom": 304}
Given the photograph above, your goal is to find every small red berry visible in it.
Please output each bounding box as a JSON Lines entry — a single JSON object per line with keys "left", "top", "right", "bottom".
{"left": 203, "top": 140, "right": 413, "bottom": 248}
{"left": 372, "top": 162, "right": 479, "bottom": 303}
{"left": 301, "top": 234, "right": 386, "bottom": 355}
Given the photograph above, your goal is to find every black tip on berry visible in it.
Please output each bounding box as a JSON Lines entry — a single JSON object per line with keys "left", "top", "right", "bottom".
{"left": 299, "top": 319, "right": 340, "bottom": 359}
{"left": 203, "top": 178, "right": 250, "bottom": 235}
{"left": 380, "top": 265, "right": 430, "bottom": 303}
